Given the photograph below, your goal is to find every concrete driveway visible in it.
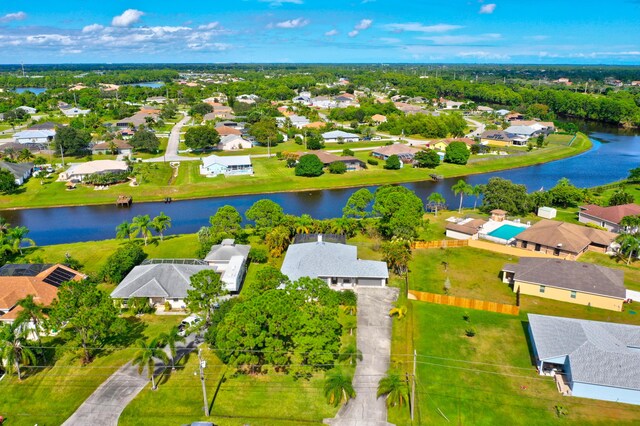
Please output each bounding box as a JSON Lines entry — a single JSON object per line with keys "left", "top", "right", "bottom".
{"left": 326, "top": 286, "right": 399, "bottom": 426}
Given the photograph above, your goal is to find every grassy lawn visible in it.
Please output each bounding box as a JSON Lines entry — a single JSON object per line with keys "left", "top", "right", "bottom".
{"left": 546, "top": 133, "right": 575, "bottom": 145}
{"left": 388, "top": 303, "right": 640, "bottom": 425}
{"left": 0, "top": 134, "right": 592, "bottom": 210}
{"left": 0, "top": 314, "right": 184, "bottom": 426}
{"left": 596, "top": 183, "right": 640, "bottom": 204}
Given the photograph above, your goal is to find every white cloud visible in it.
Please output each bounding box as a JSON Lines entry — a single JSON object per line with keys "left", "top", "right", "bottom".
{"left": 418, "top": 33, "right": 502, "bottom": 45}
{"left": 348, "top": 30, "right": 359, "bottom": 37}
{"left": 355, "top": 19, "right": 373, "bottom": 30}
{"left": 385, "top": 22, "right": 463, "bottom": 33}
{"left": 82, "top": 24, "right": 104, "bottom": 33}
{"left": 324, "top": 29, "right": 338, "bottom": 36}
{"left": 526, "top": 35, "right": 549, "bottom": 41}
{"left": 0, "top": 11, "right": 27, "bottom": 23}
{"left": 479, "top": 4, "right": 497, "bottom": 14}
{"left": 273, "top": 18, "right": 309, "bottom": 28}
{"left": 198, "top": 22, "right": 219, "bottom": 30}
{"left": 111, "top": 9, "right": 144, "bottom": 27}
{"left": 457, "top": 50, "right": 509, "bottom": 60}
{"left": 260, "top": 0, "right": 303, "bottom": 5}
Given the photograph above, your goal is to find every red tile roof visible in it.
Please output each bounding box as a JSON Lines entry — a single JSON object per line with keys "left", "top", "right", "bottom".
{"left": 580, "top": 204, "right": 640, "bottom": 225}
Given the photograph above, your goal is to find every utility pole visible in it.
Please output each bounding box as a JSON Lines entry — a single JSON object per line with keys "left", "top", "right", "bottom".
{"left": 411, "top": 349, "right": 417, "bottom": 422}
{"left": 60, "top": 144, "right": 65, "bottom": 168}
{"left": 198, "top": 348, "right": 209, "bottom": 417}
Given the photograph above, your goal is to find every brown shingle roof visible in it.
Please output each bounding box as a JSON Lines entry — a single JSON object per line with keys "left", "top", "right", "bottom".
{"left": 215, "top": 126, "right": 242, "bottom": 136}
{"left": 372, "top": 144, "right": 421, "bottom": 157}
{"left": 503, "top": 257, "right": 625, "bottom": 299}
{"left": 580, "top": 204, "right": 640, "bottom": 225}
{"left": 515, "top": 219, "right": 617, "bottom": 254}
{"left": 92, "top": 140, "right": 132, "bottom": 151}
{"left": 445, "top": 219, "right": 487, "bottom": 235}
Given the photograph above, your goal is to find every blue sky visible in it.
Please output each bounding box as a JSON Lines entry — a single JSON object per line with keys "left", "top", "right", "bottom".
{"left": 1, "top": 0, "right": 639, "bottom": 64}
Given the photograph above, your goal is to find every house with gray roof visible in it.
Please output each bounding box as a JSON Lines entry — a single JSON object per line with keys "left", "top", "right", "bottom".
{"left": 527, "top": 314, "right": 640, "bottom": 405}
{"left": 204, "top": 239, "right": 250, "bottom": 293}
{"left": 280, "top": 235, "right": 388, "bottom": 288}
{"left": 0, "top": 161, "right": 33, "bottom": 185}
{"left": 321, "top": 130, "right": 360, "bottom": 143}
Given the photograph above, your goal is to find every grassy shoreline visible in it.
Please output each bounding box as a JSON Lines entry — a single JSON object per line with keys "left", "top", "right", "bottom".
{"left": 0, "top": 133, "right": 592, "bottom": 211}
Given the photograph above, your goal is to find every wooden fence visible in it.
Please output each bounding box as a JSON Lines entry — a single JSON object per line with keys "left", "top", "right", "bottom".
{"left": 409, "top": 290, "right": 520, "bottom": 316}
{"left": 412, "top": 240, "right": 468, "bottom": 249}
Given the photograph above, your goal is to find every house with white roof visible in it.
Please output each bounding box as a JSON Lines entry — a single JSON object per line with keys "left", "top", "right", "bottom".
{"left": 527, "top": 314, "right": 640, "bottom": 405}
{"left": 280, "top": 235, "right": 388, "bottom": 288}
{"left": 200, "top": 154, "right": 253, "bottom": 177}
{"left": 504, "top": 125, "right": 537, "bottom": 145}
{"left": 276, "top": 114, "right": 310, "bottom": 129}
{"left": 60, "top": 160, "right": 129, "bottom": 182}
{"left": 218, "top": 134, "right": 252, "bottom": 151}
{"left": 204, "top": 239, "right": 250, "bottom": 292}
{"left": 16, "top": 106, "right": 36, "bottom": 115}
{"left": 322, "top": 130, "right": 360, "bottom": 143}
{"left": 14, "top": 129, "right": 55, "bottom": 145}
{"left": 61, "top": 107, "right": 91, "bottom": 117}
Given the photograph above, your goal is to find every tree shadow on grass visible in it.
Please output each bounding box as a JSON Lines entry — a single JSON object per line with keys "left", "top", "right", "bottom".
{"left": 106, "top": 316, "right": 147, "bottom": 349}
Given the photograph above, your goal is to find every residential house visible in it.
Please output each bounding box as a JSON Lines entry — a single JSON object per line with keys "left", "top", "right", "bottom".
{"left": 0, "top": 161, "right": 33, "bottom": 185}
{"left": 60, "top": 160, "right": 129, "bottom": 182}
{"left": 293, "top": 95, "right": 312, "bottom": 105}
{"left": 510, "top": 120, "right": 556, "bottom": 134}
{"left": 371, "top": 114, "right": 387, "bottom": 124}
{"left": 91, "top": 140, "right": 133, "bottom": 156}
{"left": 321, "top": 130, "right": 359, "bottom": 143}
{"left": 502, "top": 258, "right": 626, "bottom": 311}
{"left": 476, "top": 106, "right": 494, "bottom": 113}
{"left": 280, "top": 235, "right": 389, "bottom": 288}
{"left": 480, "top": 130, "right": 515, "bottom": 147}
{"left": 200, "top": 154, "right": 253, "bottom": 177}
{"left": 445, "top": 218, "right": 487, "bottom": 240}
{"left": 506, "top": 112, "right": 525, "bottom": 121}
{"left": 303, "top": 121, "right": 325, "bottom": 130}
{"left": 433, "top": 138, "right": 474, "bottom": 151}
{"left": 514, "top": 219, "right": 618, "bottom": 259}
{"left": 555, "top": 78, "right": 572, "bottom": 85}
{"left": 204, "top": 239, "right": 250, "bottom": 293}
{"left": 578, "top": 204, "right": 640, "bottom": 233}
{"left": 218, "top": 134, "right": 252, "bottom": 151}
{"left": 311, "top": 96, "right": 337, "bottom": 109}
{"left": 0, "top": 264, "right": 85, "bottom": 328}
{"left": 61, "top": 106, "right": 91, "bottom": 117}
{"left": 116, "top": 112, "right": 158, "bottom": 129}
{"left": 372, "top": 144, "right": 421, "bottom": 164}
{"left": 146, "top": 96, "right": 167, "bottom": 104}
{"left": 394, "top": 102, "right": 423, "bottom": 115}
{"left": 215, "top": 126, "right": 242, "bottom": 136}
{"left": 236, "top": 94, "right": 259, "bottom": 104}
{"left": 495, "top": 109, "right": 511, "bottom": 116}
{"left": 527, "top": 314, "right": 640, "bottom": 405}
{"left": 276, "top": 114, "right": 310, "bottom": 129}
{"left": 16, "top": 106, "right": 36, "bottom": 115}
{"left": 14, "top": 129, "right": 55, "bottom": 145}
{"left": 296, "top": 151, "right": 366, "bottom": 171}
{"left": 28, "top": 122, "right": 58, "bottom": 131}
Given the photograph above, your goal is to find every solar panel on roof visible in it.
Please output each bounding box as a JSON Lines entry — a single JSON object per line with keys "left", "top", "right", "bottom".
{"left": 0, "top": 264, "right": 54, "bottom": 277}
{"left": 42, "top": 267, "right": 77, "bottom": 287}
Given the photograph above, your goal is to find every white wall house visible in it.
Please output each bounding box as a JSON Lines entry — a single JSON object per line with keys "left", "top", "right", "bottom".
{"left": 14, "top": 129, "right": 55, "bottom": 144}
{"left": 200, "top": 155, "right": 253, "bottom": 177}
{"left": 322, "top": 130, "right": 360, "bottom": 143}
{"left": 218, "top": 135, "right": 253, "bottom": 151}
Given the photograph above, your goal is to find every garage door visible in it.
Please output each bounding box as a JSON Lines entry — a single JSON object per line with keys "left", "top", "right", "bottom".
{"left": 357, "top": 278, "right": 383, "bottom": 286}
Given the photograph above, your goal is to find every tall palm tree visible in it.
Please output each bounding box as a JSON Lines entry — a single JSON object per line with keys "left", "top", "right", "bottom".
{"left": 8, "top": 226, "right": 35, "bottom": 255}
{"left": 151, "top": 212, "right": 172, "bottom": 241}
{"left": 18, "top": 148, "right": 34, "bottom": 163}
{"left": 159, "top": 326, "right": 186, "bottom": 369}
{"left": 131, "top": 337, "right": 170, "bottom": 390}
{"left": 115, "top": 221, "right": 133, "bottom": 240}
{"left": 377, "top": 372, "right": 409, "bottom": 408}
{"left": 427, "top": 192, "right": 446, "bottom": 217}
{"left": 620, "top": 215, "right": 640, "bottom": 234}
{"left": 16, "top": 295, "right": 47, "bottom": 355}
{"left": 295, "top": 214, "right": 314, "bottom": 234}
{"left": 452, "top": 179, "right": 472, "bottom": 214}
{"left": 324, "top": 369, "right": 356, "bottom": 407}
{"left": 330, "top": 217, "right": 356, "bottom": 238}
{"left": 131, "top": 215, "right": 153, "bottom": 246}
{"left": 471, "top": 184, "right": 484, "bottom": 211}
{"left": 0, "top": 322, "right": 37, "bottom": 380}
{"left": 338, "top": 343, "right": 363, "bottom": 365}
{"left": 616, "top": 233, "right": 640, "bottom": 265}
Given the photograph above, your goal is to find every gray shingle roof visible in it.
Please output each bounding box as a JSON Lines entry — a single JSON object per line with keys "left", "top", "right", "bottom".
{"left": 204, "top": 240, "right": 250, "bottom": 263}
{"left": 503, "top": 257, "right": 626, "bottom": 299}
{"left": 110, "top": 263, "right": 216, "bottom": 299}
{"left": 0, "top": 161, "right": 33, "bottom": 179}
{"left": 280, "top": 240, "right": 388, "bottom": 281}
{"left": 528, "top": 314, "right": 640, "bottom": 390}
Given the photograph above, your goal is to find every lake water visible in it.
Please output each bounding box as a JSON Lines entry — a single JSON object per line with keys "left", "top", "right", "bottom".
{"left": 14, "top": 87, "right": 46, "bottom": 95}
{"left": 2, "top": 125, "right": 639, "bottom": 246}
{"left": 123, "top": 82, "right": 164, "bottom": 88}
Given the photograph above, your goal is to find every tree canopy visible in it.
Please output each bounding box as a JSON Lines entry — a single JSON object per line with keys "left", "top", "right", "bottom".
{"left": 245, "top": 199, "right": 284, "bottom": 231}
{"left": 129, "top": 129, "right": 160, "bottom": 152}
{"left": 295, "top": 154, "right": 325, "bottom": 177}
{"left": 342, "top": 188, "right": 374, "bottom": 218}
{"left": 443, "top": 141, "right": 471, "bottom": 165}
{"left": 414, "top": 149, "right": 440, "bottom": 168}
{"left": 373, "top": 185, "right": 424, "bottom": 239}
{"left": 184, "top": 125, "right": 220, "bottom": 150}
{"left": 480, "top": 177, "right": 529, "bottom": 215}
{"left": 54, "top": 126, "right": 91, "bottom": 156}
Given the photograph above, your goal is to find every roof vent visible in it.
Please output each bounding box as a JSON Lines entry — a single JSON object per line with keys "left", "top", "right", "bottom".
{"left": 318, "top": 234, "right": 323, "bottom": 243}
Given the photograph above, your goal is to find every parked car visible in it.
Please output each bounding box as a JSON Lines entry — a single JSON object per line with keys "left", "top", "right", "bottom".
{"left": 178, "top": 315, "right": 202, "bottom": 336}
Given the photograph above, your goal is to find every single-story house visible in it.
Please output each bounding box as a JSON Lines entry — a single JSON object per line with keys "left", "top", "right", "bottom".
{"left": 393, "top": 102, "right": 423, "bottom": 114}
{"left": 236, "top": 94, "right": 259, "bottom": 104}
{"left": 514, "top": 219, "right": 618, "bottom": 259}
{"left": 504, "top": 125, "right": 538, "bottom": 145}
{"left": 510, "top": 120, "right": 555, "bottom": 134}
{"left": 296, "top": 151, "right": 366, "bottom": 171}
{"left": 61, "top": 107, "right": 91, "bottom": 117}
{"left": 432, "top": 138, "right": 474, "bottom": 151}
{"left": 476, "top": 106, "right": 494, "bottom": 113}
{"left": 218, "top": 134, "right": 252, "bottom": 151}
{"left": 115, "top": 112, "right": 158, "bottom": 129}
{"left": 14, "top": 129, "right": 55, "bottom": 145}
{"left": 445, "top": 218, "right": 487, "bottom": 240}
{"left": 322, "top": 131, "right": 360, "bottom": 143}
{"left": 146, "top": 96, "right": 167, "bottom": 104}
{"left": 0, "top": 263, "right": 85, "bottom": 326}
{"left": 277, "top": 114, "right": 310, "bottom": 129}
{"left": 215, "top": 126, "right": 242, "bottom": 136}
{"left": 311, "top": 96, "right": 337, "bottom": 109}
{"left": 0, "top": 161, "right": 33, "bottom": 185}
{"left": 527, "top": 313, "right": 640, "bottom": 405}
{"left": 371, "top": 114, "right": 387, "bottom": 124}
{"left": 16, "top": 106, "right": 36, "bottom": 114}
{"left": 280, "top": 235, "right": 389, "bottom": 288}
{"left": 372, "top": 144, "right": 421, "bottom": 162}
{"left": 578, "top": 203, "right": 640, "bottom": 233}
{"left": 91, "top": 140, "right": 133, "bottom": 156}
{"left": 204, "top": 239, "right": 250, "bottom": 293}
{"left": 200, "top": 154, "right": 253, "bottom": 177}
{"left": 480, "top": 130, "right": 515, "bottom": 147}
{"left": 495, "top": 109, "right": 511, "bottom": 116}
{"left": 60, "top": 160, "right": 129, "bottom": 182}
{"left": 502, "top": 258, "right": 626, "bottom": 311}
{"left": 293, "top": 95, "right": 312, "bottom": 105}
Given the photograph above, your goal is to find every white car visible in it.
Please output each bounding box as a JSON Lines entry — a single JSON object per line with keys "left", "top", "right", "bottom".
{"left": 178, "top": 315, "right": 202, "bottom": 336}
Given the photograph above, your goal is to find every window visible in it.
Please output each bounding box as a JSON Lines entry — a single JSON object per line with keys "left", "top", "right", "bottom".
{"left": 343, "top": 278, "right": 351, "bottom": 284}
{"left": 535, "top": 244, "right": 541, "bottom": 252}
{"left": 522, "top": 241, "right": 528, "bottom": 249}
{"left": 554, "top": 248, "right": 560, "bottom": 256}
{"left": 570, "top": 291, "right": 577, "bottom": 299}
{"left": 331, "top": 277, "right": 338, "bottom": 285}
{"left": 539, "top": 285, "right": 546, "bottom": 293}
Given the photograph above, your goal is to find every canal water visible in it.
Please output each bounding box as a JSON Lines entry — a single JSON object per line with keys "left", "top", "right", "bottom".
{"left": 2, "top": 124, "right": 639, "bottom": 246}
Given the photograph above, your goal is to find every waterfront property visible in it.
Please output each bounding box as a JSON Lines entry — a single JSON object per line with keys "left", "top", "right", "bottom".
{"left": 321, "top": 130, "right": 359, "bottom": 143}
{"left": 280, "top": 234, "right": 388, "bottom": 287}
{"left": 480, "top": 130, "right": 516, "bottom": 146}
{"left": 371, "top": 143, "right": 421, "bottom": 162}
{"left": 0, "top": 161, "right": 33, "bottom": 185}
{"left": 295, "top": 151, "right": 366, "bottom": 171}
{"left": 200, "top": 154, "right": 253, "bottom": 177}
{"left": 502, "top": 258, "right": 626, "bottom": 311}
{"left": 445, "top": 218, "right": 487, "bottom": 240}
{"left": 578, "top": 203, "right": 640, "bottom": 233}
{"left": 59, "top": 160, "right": 129, "bottom": 182}
{"left": 527, "top": 313, "right": 640, "bottom": 405}
{"left": 445, "top": 210, "right": 529, "bottom": 244}
{"left": 204, "top": 239, "right": 249, "bottom": 292}
{"left": 515, "top": 219, "right": 618, "bottom": 259}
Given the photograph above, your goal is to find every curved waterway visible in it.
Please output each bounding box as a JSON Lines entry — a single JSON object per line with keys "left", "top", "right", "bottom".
{"left": 2, "top": 124, "right": 639, "bottom": 246}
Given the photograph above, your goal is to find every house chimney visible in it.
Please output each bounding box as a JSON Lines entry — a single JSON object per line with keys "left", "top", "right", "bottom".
{"left": 318, "top": 234, "right": 323, "bottom": 243}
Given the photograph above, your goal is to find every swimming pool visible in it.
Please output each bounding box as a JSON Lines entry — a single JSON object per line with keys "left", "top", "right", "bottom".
{"left": 487, "top": 224, "right": 526, "bottom": 241}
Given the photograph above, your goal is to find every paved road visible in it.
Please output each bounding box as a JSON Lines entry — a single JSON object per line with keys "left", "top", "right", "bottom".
{"left": 325, "top": 287, "right": 399, "bottom": 426}
{"left": 144, "top": 114, "right": 199, "bottom": 162}
{"left": 63, "top": 335, "right": 199, "bottom": 426}
{"left": 464, "top": 116, "right": 486, "bottom": 138}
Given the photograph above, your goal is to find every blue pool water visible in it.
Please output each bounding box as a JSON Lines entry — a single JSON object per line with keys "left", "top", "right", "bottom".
{"left": 488, "top": 224, "right": 526, "bottom": 241}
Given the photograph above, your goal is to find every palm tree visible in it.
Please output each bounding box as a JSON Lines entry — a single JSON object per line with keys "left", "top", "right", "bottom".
{"left": 295, "top": 214, "right": 314, "bottom": 234}
{"left": 158, "top": 326, "right": 185, "bottom": 370}
{"left": 452, "top": 179, "right": 472, "bottom": 214}
{"left": 8, "top": 226, "right": 35, "bottom": 255}
{"left": 324, "top": 369, "right": 356, "bottom": 407}
{"left": 330, "top": 217, "right": 356, "bottom": 238}
{"left": 389, "top": 305, "right": 407, "bottom": 319}
{"left": 131, "top": 215, "right": 153, "bottom": 246}
{"left": 131, "top": 337, "right": 170, "bottom": 390}
{"left": 377, "top": 372, "right": 409, "bottom": 408}
{"left": 470, "top": 184, "right": 484, "bottom": 211}
{"left": 18, "top": 148, "right": 34, "bottom": 163}
{"left": 620, "top": 215, "right": 640, "bottom": 234}
{"left": 115, "top": 221, "right": 133, "bottom": 240}
{"left": 151, "top": 212, "right": 172, "bottom": 241}
{"left": 16, "top": 295, "right": 47, "bottom": 355}
{"left": 0, "top": 322, "right": 37, "bottom": 380}
{"left": 427, "top": 192, "right": 446, "bottom": 217}
{"left": 0, "top": 217, "right": 10, "bottom": 234}
{"left": 616, "top": 233, "right": 640, "bottom": 265}
{"left": 338, "top": 343, "right": 363, "bottom": 365}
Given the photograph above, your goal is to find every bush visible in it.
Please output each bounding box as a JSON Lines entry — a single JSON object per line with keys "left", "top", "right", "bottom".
{"left": 295, "top": 154, "right": 324, "bottom": 177}
{"left": 384, "top": 154, "right": 401, "bottom": 170}
{"left": 83, "top": 171, "right": 130, "bottom": 185}
{"left": 99, "top": 243, "right": 147, "bottom": 284}
{"left": 444, "top": 141, "right": 471, "bottom": 165}
{"left": 465, "top": 327, "right": 476, "bottom": 337}
{"left": 128, "top": 297, "right": 154, "bottom": 314}
{"left": 413, "top": 149, "right": 440, "bottom": 168}
{"left": 164, "top": 300, "right": 172, "bottom": 311}
{"left": 329, "top": 161, "right": 347, "bottom": 174}
{"left": 342, "top": 149, "right": 355, "bottom": 156}
{"left": 367, "top": 158, "right": 379, "bottom": 166}
{"left": 339, "top": 290, "right": 357, "bottom": 306}
{"left": 248, "top": 247, "right": 268, "bottom": 263}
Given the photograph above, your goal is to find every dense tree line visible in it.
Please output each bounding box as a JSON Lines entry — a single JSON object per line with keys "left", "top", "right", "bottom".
{"left": 378, "top": 112, "right": 467, "bottom": 138}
